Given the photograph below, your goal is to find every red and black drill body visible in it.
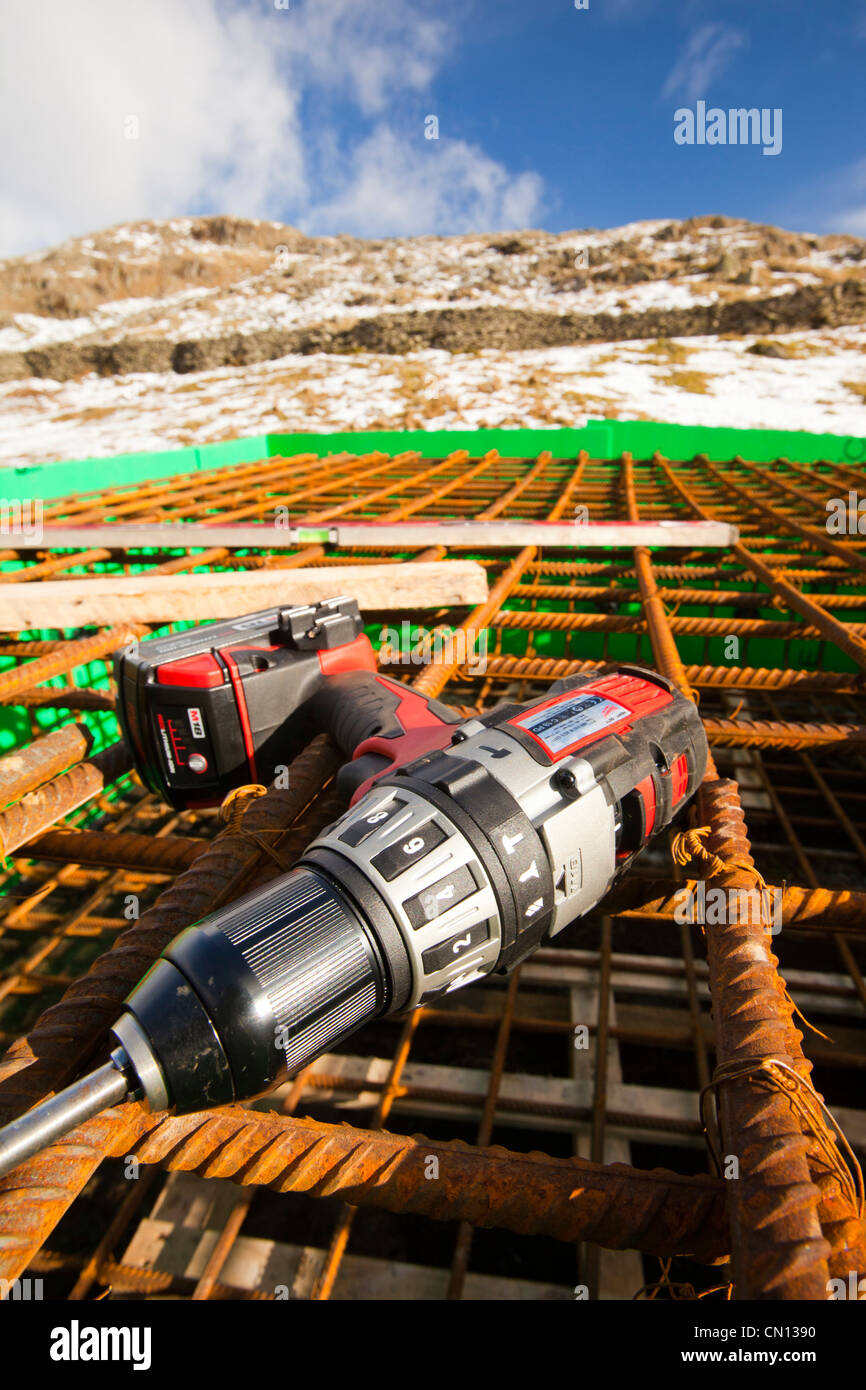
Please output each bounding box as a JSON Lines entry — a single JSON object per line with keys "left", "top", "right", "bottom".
{"left": 0, "top": 595, "right": 709, "bottom": 1176}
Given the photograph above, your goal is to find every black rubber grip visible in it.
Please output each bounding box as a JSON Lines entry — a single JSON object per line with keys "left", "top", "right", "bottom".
{"left": 308, "top": 672, "right": 460, "bottom": 758}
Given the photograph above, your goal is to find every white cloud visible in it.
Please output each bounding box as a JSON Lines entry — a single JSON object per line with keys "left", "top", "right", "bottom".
{"left": 0, "top": 0, "right": 304, "bottom": 256}
{"left": 0, "top": 0, "right": 541, "bottom": 256}
{"left": 835, "top": 207, "right": 866, "bottom": 235}
{"left": 805, "top": 157, "right": 866, "bottom": 235}
{"left": 284, "top": 0, "right": 450, "bottom": 116}
{"left": 661, "top": 23, "right": 747, "bottom": 104}
{"left": 303, "top": 126, "right": 543, "bottom": 237}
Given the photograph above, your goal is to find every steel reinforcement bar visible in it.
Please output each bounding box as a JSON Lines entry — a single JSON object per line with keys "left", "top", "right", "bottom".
{"left": 0, "top": 445, "right": 864, "bottom": 1300}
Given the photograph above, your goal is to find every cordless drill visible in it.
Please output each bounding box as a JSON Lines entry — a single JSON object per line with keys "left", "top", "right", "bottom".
{"left": 0, "top": 598, "right": 707, "bottom": 1178}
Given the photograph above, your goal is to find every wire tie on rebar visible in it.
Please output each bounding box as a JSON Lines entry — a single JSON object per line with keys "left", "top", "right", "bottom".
{"left": 700, "top": 1056, "right": 865, "bottom": 1219}
{"left": 785, "top": 989, "right": 831, "bottom": 1042}
{"left": 219, "top": 783, "right": 269, "bottom": 831}
{"left": 237, "top": 830, "right": 297, "bottom": 873}
{"left": 633, "top": 1256, "right": 694, "bottom": 1300}
{"left": 671, "top": 824, "right": 727, "bottom": 879}
{"left": 672, "top": 824, "right": 779, "bottom": 910}
{"left": 218, "top": 784, "right": 296, "bottom": 872}
{"left": 632, "top": 1255, "right": 733, "bottom": 1301}
{"left": 671, "top": 825, "right": 833, "bottom": 1041}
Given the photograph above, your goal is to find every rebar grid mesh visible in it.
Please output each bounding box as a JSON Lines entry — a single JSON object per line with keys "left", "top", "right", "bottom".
{"left": 0, "top": 447, "right": 864, "bottom": 1301}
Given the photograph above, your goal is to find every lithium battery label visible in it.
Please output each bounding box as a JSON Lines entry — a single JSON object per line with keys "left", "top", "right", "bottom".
{"left": 515, "top": 693, "right": 630, "bottom": 755}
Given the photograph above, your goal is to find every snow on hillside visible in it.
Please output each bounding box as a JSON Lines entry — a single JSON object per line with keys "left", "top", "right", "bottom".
{"left": 2, "top": 327, "right": 865, "bottom": 469}
{"left": 0, "top": 214, "right": 864, "bottom": 467}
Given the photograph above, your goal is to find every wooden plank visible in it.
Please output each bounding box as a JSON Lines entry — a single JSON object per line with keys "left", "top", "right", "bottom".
{"left": 521, "top": 954, "right": 865, "bottom": 1021}
{"left": 121, "top": 1173, "right": 571, "bottom": 1300}
{"left": 285, "top": 1051, "right": 866, "bottom": 1151}
{"left": 570, "top": 978, "right": 643, "bottom": 1299}
{"left": 0, "top": 561, "right": 488, "bottom": 630}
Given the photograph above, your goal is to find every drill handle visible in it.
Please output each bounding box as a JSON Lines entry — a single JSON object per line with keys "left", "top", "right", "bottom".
{"left": 311, "top": 671, "right": 461, "bottom": 799}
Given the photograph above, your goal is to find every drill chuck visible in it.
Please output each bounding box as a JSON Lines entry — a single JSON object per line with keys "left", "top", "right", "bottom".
{"left": 0, "top": 868, "right": 398, "bottom": 1179}
{"left": 110, "top": 866, "right": 396, "bottom": 1113}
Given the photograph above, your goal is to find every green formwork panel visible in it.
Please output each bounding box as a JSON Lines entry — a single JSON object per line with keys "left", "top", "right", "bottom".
{"left": 592, "top": 420, "right": 866, "bottom": 466}
{"left": 1, "top": 435, "right": 270, "bottom": 503}
{"left": 2, "top": 419, "right": 864, "bottom": 503}
{"left": 264, "top": 421, "right": 866, "bottom": 466}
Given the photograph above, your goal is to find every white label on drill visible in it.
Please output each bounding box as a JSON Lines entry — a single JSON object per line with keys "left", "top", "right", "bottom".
{"left": 515, "top": 693, "right": 630, "bottom": 754}
{"left": 188, "top": 707, "right": 206, "bottom": 740}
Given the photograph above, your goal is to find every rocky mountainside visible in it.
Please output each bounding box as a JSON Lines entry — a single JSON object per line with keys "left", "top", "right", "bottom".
{"left": 1, "top": 214, "right": 864, "bottom": 382}
{"left": 1, "top": 214, "right": 865, "bottom": 466}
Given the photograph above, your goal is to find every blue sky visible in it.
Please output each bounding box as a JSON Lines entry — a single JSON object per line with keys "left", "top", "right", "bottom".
{"left": 426, "top": 0, "right": 866, "bottom": 235}
{"left": 1, "top": 0, "right": 865, "bottom": 256}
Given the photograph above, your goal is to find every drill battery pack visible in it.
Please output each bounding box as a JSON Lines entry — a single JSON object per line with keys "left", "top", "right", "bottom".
{"left": 114, "top": 596, "right": 376, "bottom": 808}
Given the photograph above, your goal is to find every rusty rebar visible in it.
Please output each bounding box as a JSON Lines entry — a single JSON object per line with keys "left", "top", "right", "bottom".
{"left": 0, "top": 723, "right": 93, "bottom": 806}
{"left": 510, "top": 581, "right": 866, "bottom": 612}
{"left": 492, "top": 607, "right": 866, "bottom": 642}
{"left": 691, "top": 777, "right": 831, "bottom": 1299}
{"left": 744, "top": 718, "right": 866, "bottom": 1282}
{"left": 0, "top": 625, "right": 146, "bottom": 699}
{"left": 12, "top": 827, "right": 208, "bottom": 874}
{"left": 607, "top": 877, "right": 866, "bottom": 934}
{"left": 101, "top": 1108, "right": 730, "bottom": 1262}
{"left": 472, "top": 654, "right": 865, "bottom": 694}
{"left": 701, "top": 717, "right": 866, "bottom": 749}
{"left": 0, "top": 549, "right": 113, "bottom": 585}
{"left": 0, "top": 741, "right": 132, "bottom": 859}
{"left": 0, "top": 686, "right": 115, "bottom": 711}
{"left": 622, "top": 453, "right": 692, "bottom": 697}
